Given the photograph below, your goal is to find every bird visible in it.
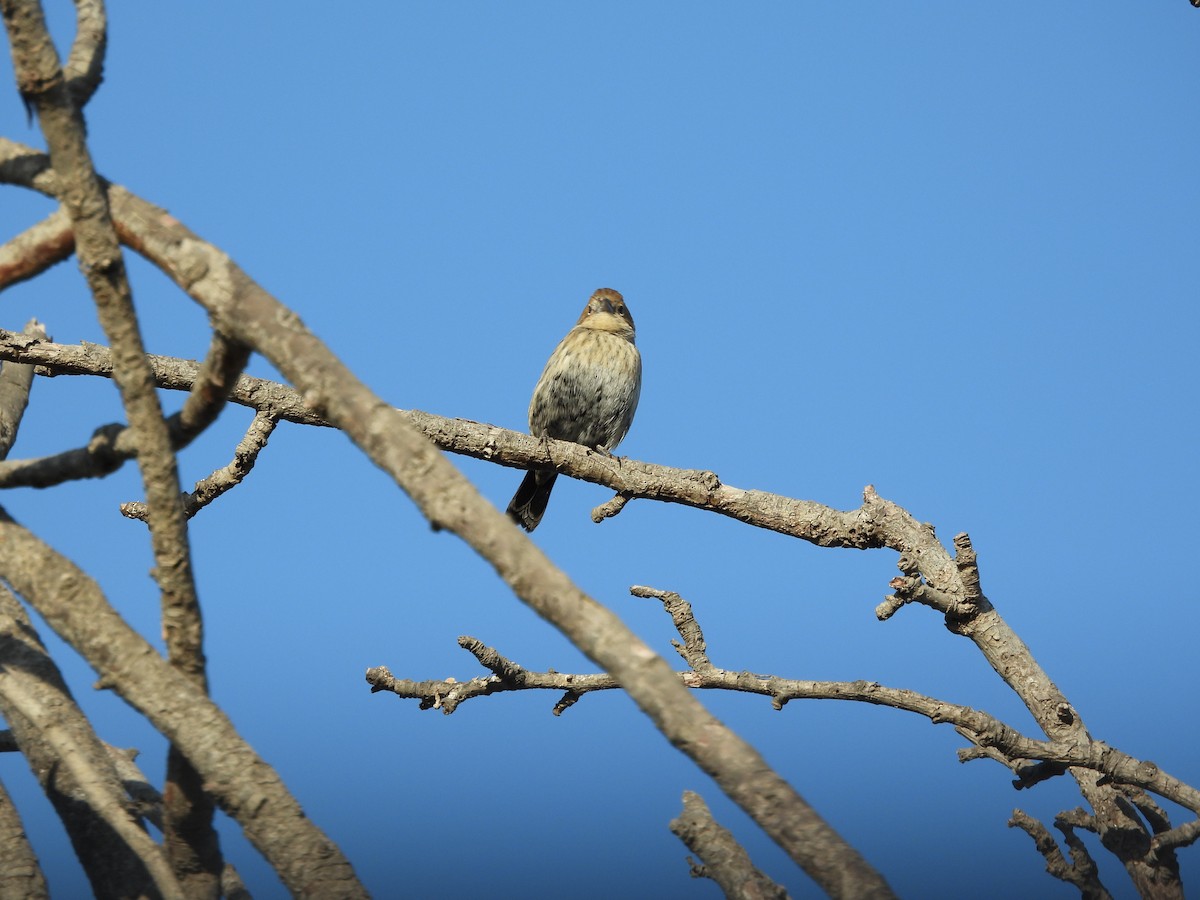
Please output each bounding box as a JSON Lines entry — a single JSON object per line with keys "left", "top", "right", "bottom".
{"left": 506, "top": 288, "right": 642, "bottom": 532}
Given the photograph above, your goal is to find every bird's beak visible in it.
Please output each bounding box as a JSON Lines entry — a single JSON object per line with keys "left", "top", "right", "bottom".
{"left": 594, "top": 297, "right": 616, "bottom": 315}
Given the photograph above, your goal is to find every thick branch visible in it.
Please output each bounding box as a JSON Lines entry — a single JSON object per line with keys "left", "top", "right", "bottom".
{"left": 0, "top": 330, "right": 877, "bottom": 537}
{"left": 1, "top": 6, "right": 216, "bottom": 890}
{"left": 0, "top": 209, "right": 73, "bottom": 290}
{"left": 0, "top": 507, "right": 367, "bottom": 898}
{"left": 102, "top": 742, "right": 252, "bottom": 899}
{"left": 0, "top": 319, "right": 166, "bottom": 893}
{"left": 0, "top": 583, "right": 178, "bottom": 898}
{"left": 0, "top": 776, "right": 47, "bottom": 899}
{"left": 63, "top": 0, "right": 105, "bottom": 108}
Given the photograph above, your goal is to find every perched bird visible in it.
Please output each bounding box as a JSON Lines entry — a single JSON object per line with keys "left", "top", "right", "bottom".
{"left": 507, "top": 288, "right": 642, "bottom": 531}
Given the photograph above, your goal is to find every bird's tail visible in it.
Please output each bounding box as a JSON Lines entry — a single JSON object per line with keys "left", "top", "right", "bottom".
{"left": 506, "top": 470, "right": 558, "bottom": 532}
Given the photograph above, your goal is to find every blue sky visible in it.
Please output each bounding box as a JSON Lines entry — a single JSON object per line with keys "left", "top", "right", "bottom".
{"left": 2, "top": 4, "right": 1198, "bottom": 898}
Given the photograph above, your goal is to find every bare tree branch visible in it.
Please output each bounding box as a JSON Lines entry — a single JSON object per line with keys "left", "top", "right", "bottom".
{"left": 121, "top": 410, "right": 278, "bottom": 522}
{"left": 0, "top": 210, "right": 73, "bottom": 291}
{"left": 0, "top": 506, "right": 368, "bottom": 898}
{"left": 1117, "top": 786, "right": 1174, "bottom": 837}
{"left": 0, "top": 584, "right": 179, "bottom": 898}
{"left": 0, "top": 4, "right": 218, "bottom": 890}
{"left": 0, "top": 287, "right": 62, "bottom": 900}
{"left": 630, "top": 585, "right": 713, "bottom": 670}
{"left": 1010, "top": 809, "right": 1113, "bottom": 900}
{"left": 0, "top": 319, "right": 44, "bottom": 460}
{"left": 102, "top": 743, "right": 253, "bottom": 899}
{"left": 670, "top": 791, "right": 790, "bottom": 900}
{"left": 1154, "top": 819, "right": 1200, "bottom": 854}
{"left": 175, "top": 328, "right": 252, "bottom": 447}
{"left": 0, "top": 775, "right": 48, "bottom": 900}
{"left": 118, "top": 327, "right": 259, "bottom": 524}
{"left": 0, "top": 417, "right": 134, "bottom": 487}
{"left": 368, "top": 638, "right": 617, "bottom": 715}
{"left": 369, "top": 601, "right": 1200, "bottom": 820}
{"left": 0, "top": 331, "right": 278, "bottom": 493}
{"left": 63, "top": 0, "right": 105, "bottom": 108}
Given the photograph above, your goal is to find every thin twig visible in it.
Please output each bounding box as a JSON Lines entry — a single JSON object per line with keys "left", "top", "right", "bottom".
{"left": 121, "top": 410, "right": 278, "bottom": 521}
{"left": 670, "top": 791, "right": 790, "bottom": 900}
{"left": 631, "top": 585, "right": 712, "bottom": 670}
{"left": 1009, "top": 810, "right": 1113, "bottom": 900}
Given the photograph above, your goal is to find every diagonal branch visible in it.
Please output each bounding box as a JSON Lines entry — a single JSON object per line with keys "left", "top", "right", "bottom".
{"left": 0, "top": 775, "right": 48, "bottom": 900}
{"left": 0, "top": 505, "right": 367, "bottom": 897}
{"left": 101, "top": 742, "right": 252, "bottom": 899}
{"left": 0, "top": 583, "right": 179, "bottom": 898}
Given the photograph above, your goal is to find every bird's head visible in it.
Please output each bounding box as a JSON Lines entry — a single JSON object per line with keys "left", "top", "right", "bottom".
{"left": 576, "top": 288, "right": 635, "bottom": 341}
